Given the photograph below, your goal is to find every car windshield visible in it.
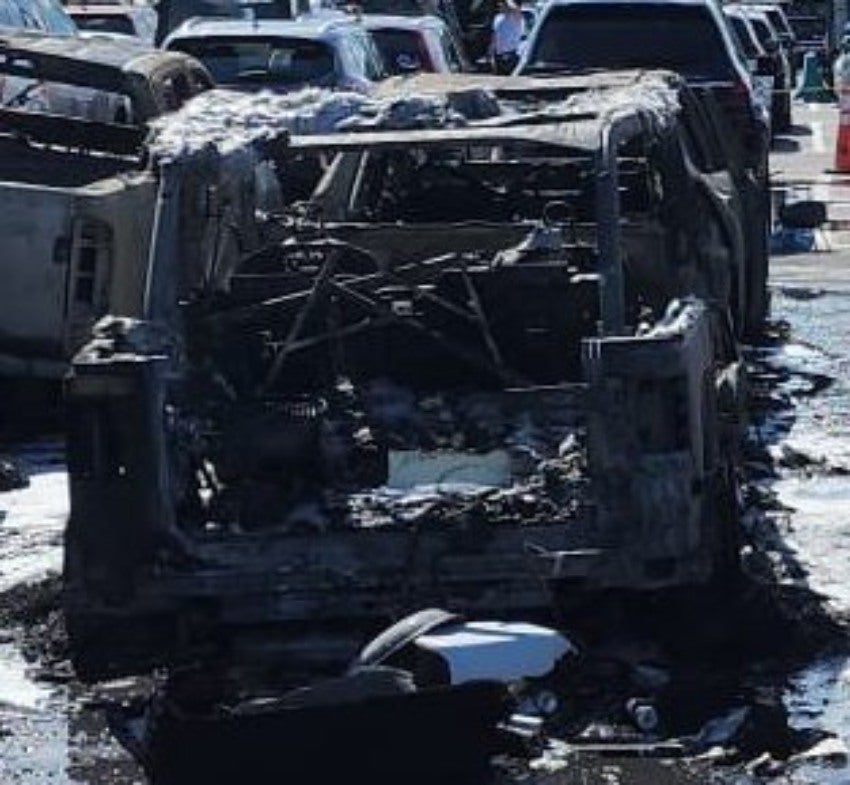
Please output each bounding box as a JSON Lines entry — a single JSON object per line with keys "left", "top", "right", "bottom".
{"left": 729, "top": 16, "right": 759, "bottom": 58}
{"left": 526, "top": 4, "right": 736, "bottom": 81}
{"left": 358, "top": 0, "right": 426, "bottom": 14}
{"left": 764, "top": 8, "right": 791, "bottom": 36}
{"left": 788, "top": 15, "right": 824, "bottom": 39}
{"left": 749, "top": 16, "right": 775, "bottom": 49}
{"left": 370, "top": 28, "right": 432, "bottom": 73}
{"left": 169, "top": 36, "right": 335, "bottom": 87}
{"left": 72, "top": 13, "right": 135, "bottom": 35}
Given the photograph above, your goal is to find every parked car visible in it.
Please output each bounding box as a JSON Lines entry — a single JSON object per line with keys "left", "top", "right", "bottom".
{"left": 355, "top": 0, "right": 467, "bottom": 57}
{"left": 163, "top": 16, "right": 386, "bottom": 91}
{"left": 725, "top": 5, "right": 766, "bottom": 67}
{"left": 726, "top": 4, "right": 792, "bottom": 131}
{"left": 787, "top": 13, "right": 829, "bottom": 71}
{"left": 517, "top": 0, "right": 771, "bottom": 338}
{"left": 65, "top": 4, "right": 158, "bottom": 45}
{"left": 360, "top": 13, "right": 469, "bottom": 74}
{"left": 0, "top": 35, "right": 212, "bottom": 378}
{"left": 724, "top": 6, "right": 772, "bottom": 124}
{"left": 0, "top": 32, "right": 212, "bottom": 121}
{"left": 0, "top": 0, "right": 91, "bottom": 115}
{"left": 741, "top": 6, "right": 792, "bottom": 130}
{"left": 747, "top": 2, "right": 795, "bottom": 52}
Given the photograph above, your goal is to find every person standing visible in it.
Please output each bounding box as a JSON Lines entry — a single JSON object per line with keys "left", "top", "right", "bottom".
{"left": 490, "top": 0, "right": 524, "bottom": 75}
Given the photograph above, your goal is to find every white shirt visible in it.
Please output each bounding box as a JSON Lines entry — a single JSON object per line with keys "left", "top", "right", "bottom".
{"left": 492, "top": 11, "right": 524, "bottom": 55}
{"left": 836, "top": 52, "right": 850, "bottom": 91}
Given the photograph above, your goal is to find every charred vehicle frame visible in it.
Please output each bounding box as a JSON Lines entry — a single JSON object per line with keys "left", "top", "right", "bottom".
{"left": 64, "top": 72, "right": 751, "bottom": 680}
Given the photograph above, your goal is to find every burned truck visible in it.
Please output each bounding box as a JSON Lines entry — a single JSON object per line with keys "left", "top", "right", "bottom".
{"left": 64, "top": 72, "right": 752, "bottom": 680}
{"left": 0, "top": 37, "right": 211, "bottom": 378}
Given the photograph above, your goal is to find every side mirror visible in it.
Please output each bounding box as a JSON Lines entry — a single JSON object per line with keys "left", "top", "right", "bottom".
{"left": 764, "top": 38, "right": 780, "bottom": 54}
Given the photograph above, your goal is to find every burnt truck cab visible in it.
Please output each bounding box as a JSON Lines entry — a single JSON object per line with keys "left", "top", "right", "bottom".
{"left": 64, "top": 72, "right": 749, "bottom": 681}
{"left": 0, "top": 37, "right": 211, "bottom": 378}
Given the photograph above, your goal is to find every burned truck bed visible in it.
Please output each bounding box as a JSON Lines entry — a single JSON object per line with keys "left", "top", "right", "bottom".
{"left": 64, "top": 73, "right": 748, "bottom": 680}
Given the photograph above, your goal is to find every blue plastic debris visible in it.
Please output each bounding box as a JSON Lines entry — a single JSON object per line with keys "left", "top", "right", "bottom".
{"left": 770, "top": 227, "right": 815, "bottom": 253}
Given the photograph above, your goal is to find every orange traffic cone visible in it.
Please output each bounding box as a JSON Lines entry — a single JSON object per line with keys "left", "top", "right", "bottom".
{"left": 836, "top": 88, "right": 850, "bottom": 172}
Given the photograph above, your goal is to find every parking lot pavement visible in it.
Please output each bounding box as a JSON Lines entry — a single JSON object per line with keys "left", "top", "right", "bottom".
{"left": 771, "top": 102, "right": 836, "bottom": 183}
{"left": 772, "top": 101, "right": 850, "bottom": 287}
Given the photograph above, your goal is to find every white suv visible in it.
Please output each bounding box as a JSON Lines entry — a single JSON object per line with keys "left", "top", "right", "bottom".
{"left": 163, "top": 15, "right": 386, "bottom": 92}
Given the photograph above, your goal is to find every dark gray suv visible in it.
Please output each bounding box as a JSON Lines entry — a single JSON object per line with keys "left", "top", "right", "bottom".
{"left": 517, "top": 0, "right": 771, "bottom": 337}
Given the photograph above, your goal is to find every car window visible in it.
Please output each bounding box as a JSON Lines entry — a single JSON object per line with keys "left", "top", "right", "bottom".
{"left": 0, "top": 0, "right": 23, "bottom": 27}
{"left": 168, "top": 36, "right": 336, "bottom": 87}
{"left": 729, "top": 15, "right": 759, "bottom": 59}
{"left": 30, "top": 0, "right": 76, "bottom": 35}
{"left": 358, "top": 0, "right": 425, "bottom": 14}
{"left": 350, "top": 29, "right": 385, "bottom": 81}
{"left": 748, "top": 16, "right": 775, "bottom": 49}
{"left": 788, "top": 15, "right": 824, "bottom": 40}
{"left": 440, "top": 28, "right": 464, "bottom": 71}
{"left": 765, "top": 8, "right": 790, "bottom": 37}
{"left": 8, "top": 0, "right": 46, "bottom": 30}
{"left": 371, "top": 28, "right": 432, "bottom": 74}
{"left": 71, "top": 13, "right": 136, "bottom": 36}
{"left": 527, "top": 4, "right": 737, "bottom": 81}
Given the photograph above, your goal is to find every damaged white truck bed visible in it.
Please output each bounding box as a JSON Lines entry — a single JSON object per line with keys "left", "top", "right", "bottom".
{"left": 62, "top": 72, "right": 752, "bottom": 680}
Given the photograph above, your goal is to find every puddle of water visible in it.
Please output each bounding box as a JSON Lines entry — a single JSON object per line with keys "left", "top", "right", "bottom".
{"left": 0, "top": 643, "right": 53, "bottom": 711}
{"left": 786, "top": 656, "right": 850, "bottom": 785}
{"left": 0, "top": 441, "right": 67, "bottom": 593}
{"left": 0, "top": 440, "right": 140, "bottom": 784}
{"left": 770, "top": 289, "right": 850, "bottom": 781}
{"left": 778, "top": 476, "right": 850, "bottom": 611}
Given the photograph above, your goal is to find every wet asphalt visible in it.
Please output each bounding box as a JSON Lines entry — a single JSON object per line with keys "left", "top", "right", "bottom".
{"left": 0, "top": 101, "right": 848, "bottom": 784}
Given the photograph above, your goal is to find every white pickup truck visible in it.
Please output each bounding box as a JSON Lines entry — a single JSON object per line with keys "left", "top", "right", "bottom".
{"left": 0, "top": 36, "right": 211, "bottom": 378}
